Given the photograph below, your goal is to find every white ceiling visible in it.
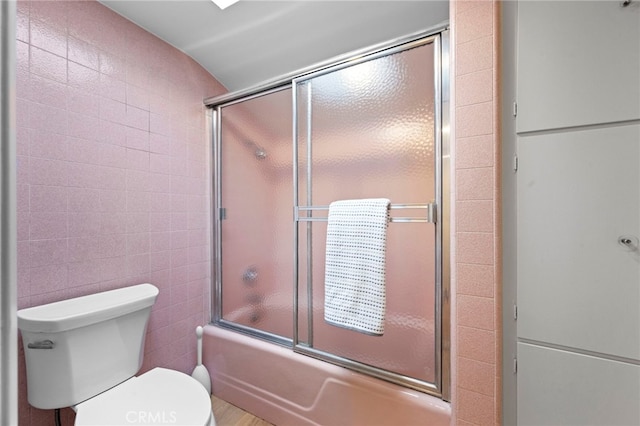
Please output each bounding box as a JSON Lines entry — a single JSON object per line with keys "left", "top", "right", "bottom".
{"left": 98, "top": 0, "right": 449, "bottom": 93}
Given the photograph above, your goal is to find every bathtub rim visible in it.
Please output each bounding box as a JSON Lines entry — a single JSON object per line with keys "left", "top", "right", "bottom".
{"left": 203, "top": 324, "right": 452, "bottom": 426}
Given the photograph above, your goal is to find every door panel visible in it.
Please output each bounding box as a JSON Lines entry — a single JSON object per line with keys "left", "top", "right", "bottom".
{"left": 518, "top": 342, "right": 640, "bottom": 426}
{"left": 517, "top": 1, "right": 640, "bottom": 133}
{"left": 295, "top": 42, "right": 439, "bottom": 385}
{"left": 517, "top": 125, "right": 640, "bottom": 360}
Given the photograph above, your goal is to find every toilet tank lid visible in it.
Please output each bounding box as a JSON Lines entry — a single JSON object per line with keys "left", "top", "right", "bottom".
{"left": 18, "top": 284, "right": 159, "bottom": 333}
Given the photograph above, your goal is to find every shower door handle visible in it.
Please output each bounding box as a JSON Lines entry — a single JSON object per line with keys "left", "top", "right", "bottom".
{"left": 428, "top": 203, "right": 437, "bottom": 224}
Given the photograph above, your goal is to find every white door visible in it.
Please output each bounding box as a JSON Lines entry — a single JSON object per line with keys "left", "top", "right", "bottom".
{"left": 518, "top": 126, "right": 640, "bottom": 360}
{"left": 515, "top": 1, "right": 640, "bottom": 424}
{"left": 517, "top": 126, "right": 640, "bottom": 425}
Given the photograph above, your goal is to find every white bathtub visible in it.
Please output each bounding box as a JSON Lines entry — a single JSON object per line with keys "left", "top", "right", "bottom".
{"left": 202, "top": 325, "right": 451, "bottom": 426}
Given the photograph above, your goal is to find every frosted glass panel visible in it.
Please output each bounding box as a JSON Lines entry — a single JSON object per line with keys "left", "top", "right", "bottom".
{"left": 219, "top": 88, "right": 293, "bottom": 338}
{"left": 296, "top": 43, "right": 437, "bottom": 383}
{"left": 298, "top": 44, "right": 435, "bottom": 205}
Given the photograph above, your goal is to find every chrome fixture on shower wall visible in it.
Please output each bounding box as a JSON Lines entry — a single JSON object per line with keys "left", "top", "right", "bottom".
{"left": 218, "top": 118, "right": 268, "bottom": 160}
{"left": 242, "top": 266, "right": 259, "bottom": 284}
{"left": 243, "top": 139, "right": 268, "bottom": 160}
{"left": 254, "top": 146, "right": 268, "bottom": 160}
{"left": 242, "top": 266, "right": 263, "bottom": 323}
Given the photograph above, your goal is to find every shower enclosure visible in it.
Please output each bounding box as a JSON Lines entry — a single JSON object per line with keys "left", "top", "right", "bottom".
{"left": 209, "top": 29, "right": 450, "bottom": 399}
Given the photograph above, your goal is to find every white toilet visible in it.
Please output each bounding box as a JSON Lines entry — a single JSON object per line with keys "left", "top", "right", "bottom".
{"left": 17, "top": 283, "right": 215, "bottom": 426}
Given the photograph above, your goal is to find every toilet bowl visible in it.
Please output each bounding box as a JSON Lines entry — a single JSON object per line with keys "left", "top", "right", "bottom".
{"left": 74, "top": 368, "right": 214, "bottom": 426}
{"left": 17, "top": 284, "right": 215, "bottom": 426}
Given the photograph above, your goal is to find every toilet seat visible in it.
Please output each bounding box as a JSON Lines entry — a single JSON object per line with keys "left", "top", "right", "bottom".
{"left": 74, "top": 367, "right": 214, "bottom": 426}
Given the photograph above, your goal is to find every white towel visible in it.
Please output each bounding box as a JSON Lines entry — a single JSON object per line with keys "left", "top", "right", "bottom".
{"left": 324, "top": 198, "right": 390, "bottom": 336}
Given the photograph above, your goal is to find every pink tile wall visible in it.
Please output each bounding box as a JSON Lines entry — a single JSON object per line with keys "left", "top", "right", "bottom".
{"left": 15, "top": 1, "right": 225, "bottom": 424}
{"left": 451, "top": 0, "right": 501, "bottom": 425}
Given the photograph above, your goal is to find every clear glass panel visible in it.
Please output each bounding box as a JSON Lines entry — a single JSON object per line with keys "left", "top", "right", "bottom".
{"left": 219, "top": 88, "right": 293, "bottom": 338}
{"left": 296, "top": 43, "right": 437, "bottom": 383}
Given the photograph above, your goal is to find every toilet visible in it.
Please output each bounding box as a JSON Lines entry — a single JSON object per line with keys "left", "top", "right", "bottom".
{"left": 17, "top": 283, "right": 215, "bottom": 426}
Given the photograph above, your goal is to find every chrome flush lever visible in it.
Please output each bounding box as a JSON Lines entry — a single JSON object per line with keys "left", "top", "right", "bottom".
{"left": 27, "top": 340, "right": 55, "bottom": 349}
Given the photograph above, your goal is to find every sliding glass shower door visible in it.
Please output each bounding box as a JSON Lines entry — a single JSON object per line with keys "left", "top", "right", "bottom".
{"left": 212, "top": 30, "right": 449, "bottom": 398}
{"left": 214, "top": 88, "right": 294, "bottom": 342}
{"left": 294, "top": 36, "right": 444, "bottom": 394}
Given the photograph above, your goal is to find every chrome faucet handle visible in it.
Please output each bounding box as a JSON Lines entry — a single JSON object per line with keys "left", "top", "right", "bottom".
{"left": 242, "top": 266, "right": 258, "bottom": 283}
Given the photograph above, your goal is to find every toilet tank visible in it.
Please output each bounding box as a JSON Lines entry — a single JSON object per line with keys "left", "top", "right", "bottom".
{"left": 17, "top": 284, "right": 159, "bottom": 410}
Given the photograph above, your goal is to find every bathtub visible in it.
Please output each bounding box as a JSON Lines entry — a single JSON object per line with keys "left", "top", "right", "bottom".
{"left": 202, "top": 325, "right": 451, "bottom": 426}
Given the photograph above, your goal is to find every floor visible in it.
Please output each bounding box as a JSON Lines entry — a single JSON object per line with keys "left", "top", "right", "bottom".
{"left": 211, "top": 395, "right": 274, "bottom": 426}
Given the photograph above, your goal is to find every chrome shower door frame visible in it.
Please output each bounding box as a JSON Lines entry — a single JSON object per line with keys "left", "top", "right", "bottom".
{"left": 211, "top": 85, "right": 294, "bottom": 347}
{"left": 209, "top": 25, "right": 450, "bottom": 401}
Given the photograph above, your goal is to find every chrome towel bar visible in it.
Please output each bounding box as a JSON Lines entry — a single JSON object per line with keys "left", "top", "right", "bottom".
{"left": 295, "top": 202, "right": 437, "bottom": 224}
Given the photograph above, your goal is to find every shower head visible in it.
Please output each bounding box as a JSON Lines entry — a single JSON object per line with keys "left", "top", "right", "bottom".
{"left": 254, "top": 148, "right": 268, "bottom": 160}
{"left": 243, "top": 139, "right": 267, "bottom": 160}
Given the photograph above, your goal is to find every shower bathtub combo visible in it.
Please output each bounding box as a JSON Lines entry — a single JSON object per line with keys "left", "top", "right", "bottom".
{"left": 203, "top": 27, "right": 451, "bottom": 425}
